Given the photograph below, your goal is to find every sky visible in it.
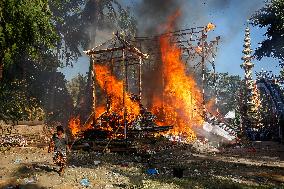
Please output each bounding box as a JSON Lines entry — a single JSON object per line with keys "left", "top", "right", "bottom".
{"left": 59, "top": 0, "right": 281, "bottom": 80}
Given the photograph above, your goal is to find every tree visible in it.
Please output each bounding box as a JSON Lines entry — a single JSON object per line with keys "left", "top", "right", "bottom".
{"left": 0, "top": 0, "right": 61, "bottom": 122}
{"left": 0, "top": 0, "right": 137, "bottom": 76}
{"left": 205, "top": 72, "right": 241, "bottom": 115}
{"left": 0, "top": 0, "right": 58, "bottom": 79}
{"left": 251, "top": 0, "right": 284, "bottom": 64}
{"left": 41, "top": 71, "right": 73, "bottom": 126}
{"left": 0, "top": 52, "right": 73, "bottom": 124}
{"left": 49, "top": 0, "right": 137, "bottom": 66}
{"left": 67, "top": 74, "right": 88, "bottom": 108}
{"left": 0, "top": 79, "right": 38, "bottom": 121}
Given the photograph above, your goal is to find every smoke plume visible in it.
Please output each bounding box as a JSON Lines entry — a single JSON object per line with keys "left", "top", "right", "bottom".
{"left": 135, "top": 0, "right": 183, "bottom": 35}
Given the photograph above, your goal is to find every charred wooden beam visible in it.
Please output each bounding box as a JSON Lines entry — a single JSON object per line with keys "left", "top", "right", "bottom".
{"left": 115, "top": 32, "right": 149, "bottom": 59}
{"left": 84, "top": 46, "right": 125, "bottom": 55}
{"left": 129, "top": 126, "right": 173, "bottom": 133}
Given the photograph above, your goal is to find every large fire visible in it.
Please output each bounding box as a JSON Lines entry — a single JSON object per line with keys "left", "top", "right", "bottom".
{"left": 151, "top": 11, "right": 204, "bottom": 141}
{"left": 69, "top": 11, "right": 213, "bottom": 142}
{"left": 68, "top": 64, "right": 141, "bottom": 136}
{"left": 94, "top": 64, "right": 140, "bottom": 122}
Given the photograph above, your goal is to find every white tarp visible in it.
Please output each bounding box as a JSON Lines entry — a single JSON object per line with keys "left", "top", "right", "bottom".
{"left": 203, "top": 122, "right": 213, "bottom": 132}
{"left": 203, "top": 122, "right": 236, "bottom": 141}
{"left": 224, "top": 110, "right": 235, "bottom": 119}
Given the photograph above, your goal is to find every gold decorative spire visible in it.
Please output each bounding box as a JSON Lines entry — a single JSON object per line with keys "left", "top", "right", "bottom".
{"left": 240, "top": 26, "right": 262, "bottom": 130}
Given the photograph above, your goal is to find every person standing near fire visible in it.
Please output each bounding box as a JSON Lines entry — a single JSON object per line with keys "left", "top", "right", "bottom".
{"left": 48, "top": 125, "right": 70, "bottom": 175}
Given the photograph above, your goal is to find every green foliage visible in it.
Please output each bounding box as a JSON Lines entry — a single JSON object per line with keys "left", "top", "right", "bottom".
{"left": 0, "top": 0, "right": 58, "bottom": 69}
{"left": 40, "top": 71, "right": 73, "bottom": 125}
{"left": 0, "top": 0, "right": 137, "bottom": 69}
{"left": 251, "top": 0, "right": 284, "bottom": 63}
{"left": 50, "top": 0, "right": 137, "bottom": 66}
{"left": 206, "top": 72, "right": 242, "bottom": 114}
{"left": 0, "top": 54, "right": 73, "bottom": 123}
{"left": 117, "top": 6, "right": 137, "bottom": 36}
{"left": 66, "top": 74, "right": 88, "bottom": 107}
{"left": 0, "top": 79, "right": 39, "bottom": 121}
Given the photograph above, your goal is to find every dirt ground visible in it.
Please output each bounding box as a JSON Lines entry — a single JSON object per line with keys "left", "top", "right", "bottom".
{"left": 0, "top": 141, "right": 284, "bottom": 189}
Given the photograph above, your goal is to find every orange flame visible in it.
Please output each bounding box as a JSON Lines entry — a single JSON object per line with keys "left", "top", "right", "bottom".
{"left": 94, "top": 64, "right": 140, "bottom": 122}
{"left": 68, "top": 64, "right": 141, "bottom": 137}
{"left": 206, "top": 22, "right": 215, "bottom": 32}
{"left": 68, "top": 116, "right": 94, "bottom": 137}
{"left": 152, "top": 11, "right": 205, "bottom": 141}
{"left": 195, "top": 46, "right": 202, "bottom": 54}
{"left": 69, "top": 116, "right": 81, "bottom": 136}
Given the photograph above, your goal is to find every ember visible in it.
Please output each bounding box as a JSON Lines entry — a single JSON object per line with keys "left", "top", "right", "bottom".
{"left": 206, "top": 22, "right": 216, "bottom": 32}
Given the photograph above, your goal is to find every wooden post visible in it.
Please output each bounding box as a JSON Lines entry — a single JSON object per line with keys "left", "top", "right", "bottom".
{"left": 201, "top": 29, "right": 206, "bottom": 120}
{"left": 191, "top": 94, "right": 193, "bottom": 120}
{"left": 138, "top": 41, "right": 143, "bottom": 102}
{"left": 138, "top": 57, "right": 142, "bottom": 100}
{"left": 105, "top": 80, "right": 110, "bottom": 114}
{"left": 122, "top": 49, "right": 127, "bottom": 140}
{"left": 107, "top": 58, "right": 114, "bottom": 113}
{"left": 91, "top": 56, "right": 96, "bottom": 119}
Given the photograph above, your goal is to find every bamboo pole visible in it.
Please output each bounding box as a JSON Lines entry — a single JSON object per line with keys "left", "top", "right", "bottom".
{"left": 91, "top": 56, "right": 96, "bottom": 119}
{"left": 139, "top": 57, "right": 142, "bottom": 100}
{"left": 122, "top": 49, "right": 127, "bottom": 140}
{"left": 201, "top": 29, "right": 206, "bottom": 120}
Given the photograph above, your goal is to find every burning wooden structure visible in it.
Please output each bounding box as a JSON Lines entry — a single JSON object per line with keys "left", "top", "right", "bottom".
{"left": 69, "top": 20, "right": 222, "bottom": 149}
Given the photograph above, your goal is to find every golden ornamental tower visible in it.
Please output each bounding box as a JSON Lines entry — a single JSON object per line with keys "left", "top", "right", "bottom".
{"left": 241, "top": 26, "right": 262, "bottom": 130}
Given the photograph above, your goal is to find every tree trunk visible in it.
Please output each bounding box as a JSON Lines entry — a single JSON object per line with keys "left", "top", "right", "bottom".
{"left": 0, "top": 63, "right": 3, "bottom": 79}
{"left": 0, "top": 54, "right": 3, "bottom": 79}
